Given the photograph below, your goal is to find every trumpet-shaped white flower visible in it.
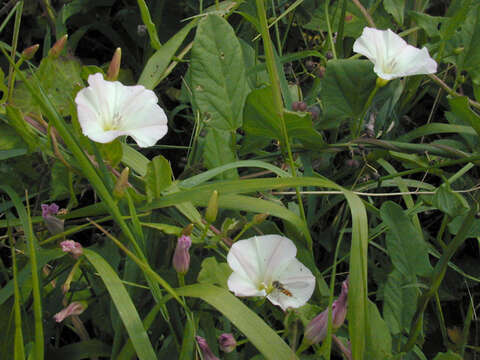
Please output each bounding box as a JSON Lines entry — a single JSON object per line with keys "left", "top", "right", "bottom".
{"left": 75, "top": 73, "right": 168, "bottom": 147}
{"left": 227, "top": 235, "right": 315, "bottom": 311}
{"left": 353, "top": 27, "right": 437, "bottom": 81}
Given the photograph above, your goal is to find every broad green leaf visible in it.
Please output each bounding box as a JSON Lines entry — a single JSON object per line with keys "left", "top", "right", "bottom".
{"left": 176, "top": 284, "right": 298, "bottom": 360}
{"left": 433, "top": 351, "right": 463, "bottom": 360}
{"left": 243, "top": 86, "right": 325, "bottom": 148}
{"left": 384, "top": 0, "right": 405, "bottom": 25}
{"left": 121, "top": 143, "right": 149, "bottom": 176}
{"left": 50, "top": 161, "right": 70, "bottom": 200}
{"left": 383, "top": 269, "right": 417, "bottom": 335}
{"left": 144, "top": 155, "right": 173, "bottom": 202}
{"left": 409, "top": 12, "right": 445, "bottom": 38}
{"left": 203, "top": 128, "right": 238, "bottom": 179}
{"left": 197, "top": 257, "right": 232, "bottom": 288}
{"left": 453, "top": 3, "right": 480, "bottom": 76}
{"left": 83, "top": 249, "right": 157, "bottom": 360}
{"left": 432, "top": 185, "right": 468, "bottom": 217}
{"left": 0, "top": 123, "right": 26, "bottom": 151}
{"left": 448, "top": 215, "right": 480, "bottom": 237}
{"left": 448, "top": 96, "right": 480, "bottom": 137}
{"left": 303, "top": 2, "right": 369, "bottom": 37}
{"left": 98, "top": 140, "right": 123, "bottom": 168}
{"left": 12, "top": 54, "right": 83, "bottom": 117}
{"left": 380, "top": 201, "right": 433, "bottom": 277}
{"left": 365, "top": 300, "right": 392, "bottom": 359}
{"left": 441, "top": 0, "right": 472, "bottom": 41}
{"left": 138, "top": 20, "right": 197, "bottom": 90}
{"left": 320, "top": 60, "right": 377, "bottom": 129}
{"left": 190, "top": 15, "right": 250, "bottom": 131}
{"left": 5, "top": 106, "right": 38, "bottom": 151}
{"left": 136, "top": 0, "right": 162, "bottom": 50}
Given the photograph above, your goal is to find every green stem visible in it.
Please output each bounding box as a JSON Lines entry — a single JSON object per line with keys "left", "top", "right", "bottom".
{"left": 324, "top": 227, "right": 345, "bottom": 359}
{"left": 178, "top": 273, "right": 186, "bottom": 287}
{"left": 233, "top": 221, "right": 254, "bottom": 242}
{"left": 324, "top": 0, "right": 337, "bottom": 59}
{"left": 255, "top": 0, "right": 312, "bottom": 248}
{"left": 7, "top": 0, "right": 22, "bottom": 102}
{"left": 353, "top": 81, "right": 381, "bottom": 138}
{"left": 435, "top": 214, "right": 449, "bottom": 250}
{"left": 433, "top": 292, "right": 448, "bottom": 349}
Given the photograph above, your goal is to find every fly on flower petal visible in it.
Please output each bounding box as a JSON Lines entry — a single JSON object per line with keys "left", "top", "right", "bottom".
{"left": 75, "top": 73, "right": 168, "bottom": 148}
{"left": 353, "top": 27, "right": 437, "bottom": 80}
{"left": 227, "top": 235, "right": 315, "bottom": 311}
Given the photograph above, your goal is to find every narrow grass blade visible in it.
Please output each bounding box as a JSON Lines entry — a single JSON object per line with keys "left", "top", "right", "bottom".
{"left": 83, "top": 249, "right": 157, "bottom": 360}
{"left": 0, "top": 185, "right": 43, "bottom": 359}
{"left": 8, "top": 223, "right": 25, "bottom": 359}
{"left": 177, "top": 284, "right": 298, "bottom": 360}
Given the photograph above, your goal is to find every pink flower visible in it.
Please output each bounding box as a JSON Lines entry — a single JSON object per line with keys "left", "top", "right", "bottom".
{"left": 53, "top": 301, "right": 85, "bottom": 323}
{"left": 173, "top": 235, "right": 191, "bottom": 275}
{"left": 218, "top": 333, "right": 236, "bottom": 353}
{"left": 196, "top": 336, "right": 219, "bottom": 360}
{"left": 41, "top": 203, "right": 64, "bottom": 235}
{"left": 60, "top": 240, "right": 83, "bottom": 259}
{"left": 304, "top": 279, "right": 349, "bottom": 344}
{"left": 41, "top": 203, "right": 59, "bottom": 217}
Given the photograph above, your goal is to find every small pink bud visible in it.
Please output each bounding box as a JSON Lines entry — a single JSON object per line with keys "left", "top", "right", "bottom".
{"left": 53, "top": 301, "right": 85, "bottom": 323}
{"left": 218, "top": 333, "right": 236, "bottom": 353}
{"left": 60, "top": 240, "right": 83, "bottom": 259}
{"left": 253, "top": 213, "right": 268, "bottom": 225}
{"left": 173, "top": 235, "right": 191, "bottom": 275}
{"left": 22, "top": 44, "right": 39, "bottom": 60}
{"left": 49, "top": 34, "right": 68, "bottom": 58}
{"left": 196, "top": 336, "right": 219, "bottom": 360}
{"left": 304, "top": 279, "right": 349, "bottom": 344}
{"left": 106, "top": 47, "right": 121, "bottom": 81}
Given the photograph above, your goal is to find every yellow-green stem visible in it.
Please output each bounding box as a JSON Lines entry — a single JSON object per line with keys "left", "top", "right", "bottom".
{"left": 255, "top": 0, "right": 312, "bottom": 247}
{"left": 7, "top": 0, "right": 22, "bottom": 102}
{"left": 353, "top": 80, "right": 382, "bottom": 138}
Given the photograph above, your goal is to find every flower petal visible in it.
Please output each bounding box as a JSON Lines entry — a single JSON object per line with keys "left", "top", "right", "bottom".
{"left": 75, "top": 73, "right": 168, "bottom": 147}
{"left": 227, "top": 235, "right": 297, "bottom": 287}
{"left": 227, "top": 272, "right": 266, "bottom": 297}
{"left": 267, "top": 258, "right": 315, "bottom": 311}
{"left": 388, "top": 46, "right": 437, "bottom": 78}
{"left": 353, "top": 27, "right": 437, "bottom": 80}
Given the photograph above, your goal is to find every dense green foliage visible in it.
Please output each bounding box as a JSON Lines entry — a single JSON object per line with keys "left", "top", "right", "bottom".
{"left": 1, "top": 0, "right": 480, "bottom": 359}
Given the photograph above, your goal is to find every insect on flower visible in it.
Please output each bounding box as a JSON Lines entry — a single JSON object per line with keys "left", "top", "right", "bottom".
{"left": 272, "top": 280, "right": 293, "bottom": 297}
{"left": 227, "top": 235, "right": 316, "bottom": 311}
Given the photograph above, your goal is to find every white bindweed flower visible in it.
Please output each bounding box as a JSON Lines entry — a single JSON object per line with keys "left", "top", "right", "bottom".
{"left": 227, "top": 235, "right": 316, "bottom": 311}
{"left": 353, "top": 27, "right": 437, "bottom": 81}
{"left": 75, "top": 73, "right": 168, "bottom": 147}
